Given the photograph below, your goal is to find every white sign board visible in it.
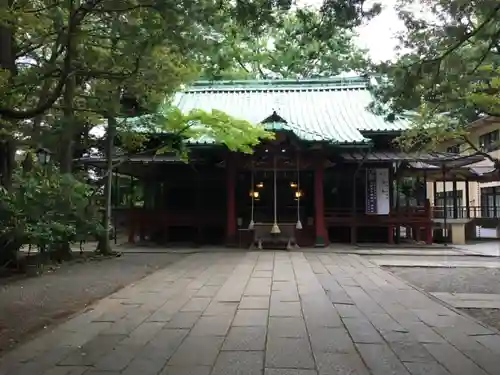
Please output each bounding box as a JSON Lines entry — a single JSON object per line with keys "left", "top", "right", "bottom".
{"left": 366, "top": 168, "right": 390, "bottom": 215}
{"left": 375, "top": 168, "right": 390, "bottom": 215}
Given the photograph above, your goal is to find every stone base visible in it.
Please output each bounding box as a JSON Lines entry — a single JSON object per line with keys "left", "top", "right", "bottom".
{"left": 450, "top": 223, "right": 466, "bottom": 245}
{"left": 225, "top": 235, "right": 238, "bottom": 248}
{"left": 314, "top": 235, "right": 327, "bottom": 247}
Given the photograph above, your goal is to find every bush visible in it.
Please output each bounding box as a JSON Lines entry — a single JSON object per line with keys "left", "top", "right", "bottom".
{"left": 0, "top": 167, "right": 104, "bottom": 265}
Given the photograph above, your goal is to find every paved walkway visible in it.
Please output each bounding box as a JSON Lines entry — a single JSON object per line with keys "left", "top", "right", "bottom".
{"left": 1, "top": 252, "right": 500, "bottom": 375}
{"left": 431, "top": 293, "right": 500, "bottom": 309}
{"left": 367, "top": 255, "right": 500, "bottom": 268}
{"left": 456, "top": 242, "right": 500, "bottom": 257}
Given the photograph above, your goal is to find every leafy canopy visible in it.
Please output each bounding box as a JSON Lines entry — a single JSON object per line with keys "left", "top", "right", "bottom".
{"left": 0, "top": 0, "right": 381, "bottom": 121}
{"left": 369, "top": 0, "right": 500, "bottom": 153}
{"left": 199, "top": 7, "right": 371, "bottom": 80}
{"left": 117, "top": 103, "right": 274, "bottom": 157}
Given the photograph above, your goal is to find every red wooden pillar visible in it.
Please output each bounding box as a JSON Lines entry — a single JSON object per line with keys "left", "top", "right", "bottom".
{"left": 226, "top": 155, "right": 237, "bottom": 246}
{"left": 314, "top": 160, "right": 328, "bottom": 247}
{"left": 388, "top": 226, "right": 394, "bottom": 244}
{"left": 414, "top": 226, "right": 421, "bottom": 242}
{"left": 128, "top": 214, "right": 135, "bottom": 243}
{"left": 425, "top": 199, "right": 433, "bottom": 244}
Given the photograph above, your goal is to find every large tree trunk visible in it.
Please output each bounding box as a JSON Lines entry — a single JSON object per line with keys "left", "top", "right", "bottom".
{"left": 0, "top": 1, "right": 21, "bottom": 265}
{"left": 0, "top": 137, "right": 15, "bottom": 189}
{"left": 0, "top": 137, "right": 18, "bottom": 266}
{"left": 59, "top": 71, "right": 76, "bottom": 173}
{"left": 53, "top": 56, "right": 77, "bottom": 260}
{"left": 53, "top": 0, "right": 78, "bottom": 260}
{"left": 97, "top": 116, "right": 116, "bottom": 255}
{"left": 0, "top": 0, "right": 17, "bottom": 190}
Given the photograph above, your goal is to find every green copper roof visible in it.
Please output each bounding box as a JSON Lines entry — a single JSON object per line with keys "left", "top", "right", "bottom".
{"left": 173, "top": 76, "right": 409, "bottom": 144}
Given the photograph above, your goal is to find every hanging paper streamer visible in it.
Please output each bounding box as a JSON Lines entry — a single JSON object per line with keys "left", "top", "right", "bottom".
{"left": 249, "top": 159, "right": 255, "bottom": 230}
{"left": 271, "top": 154, "right": 281, "bottom": 234}
{"left": 296, "top": 153, "right": 302, "bottom": 230}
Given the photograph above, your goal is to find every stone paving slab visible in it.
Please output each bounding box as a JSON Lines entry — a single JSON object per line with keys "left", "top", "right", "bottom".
{"left": 1, "top": 251, "right": 500, "bottom": 375}
{"left": 331, "top": 249, "right": 468, "bottom": 256}
{"left": 368, "top": 255, "right": 500, "bottom": 268}
{"left": 431, "top": 292, "right": 500, "bottom": 309}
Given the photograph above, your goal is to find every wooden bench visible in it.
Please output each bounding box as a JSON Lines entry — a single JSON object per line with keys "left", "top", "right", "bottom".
{"left": 252, "top": 223, "right": 299, "bottom": 250}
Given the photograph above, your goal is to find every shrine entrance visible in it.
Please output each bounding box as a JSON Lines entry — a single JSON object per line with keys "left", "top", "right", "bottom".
{"left": 237, "top": 170, "right": 314, "bottom": 225}
{"left": 232, "top": 136, "right": 321, "bottom": 248}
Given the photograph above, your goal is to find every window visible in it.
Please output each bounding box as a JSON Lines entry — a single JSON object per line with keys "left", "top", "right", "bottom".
{"left": 435, "top": 190, "right": 463, "bottom": 218}
{"left": 446, "top": 145, "right": 461, "bottom": 154}
{"left": 479, "top": 130, "right": 499, "bottom": 151}
{"left": 481, "top": 187, "right": 500, "bottom": 218}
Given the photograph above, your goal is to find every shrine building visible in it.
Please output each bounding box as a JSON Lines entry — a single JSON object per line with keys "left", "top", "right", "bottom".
{"left": 80, "top": 77, "right": 489, "bottom": 248}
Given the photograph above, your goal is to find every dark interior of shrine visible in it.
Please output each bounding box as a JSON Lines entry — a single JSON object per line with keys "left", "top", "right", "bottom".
{"left": 111, "top": 159, "right": 398, "bottom": 245}
{"left": 235, "top": 170, "right": 315, "bottom": 225}
{"left": 91, "top": 127, "right": 465, "bottom": 246}
{"left": 106, "top": 129, "right": 436, "bottom": 245}
{"left": 324, "top": 165, "right": 391, "bottom": 243}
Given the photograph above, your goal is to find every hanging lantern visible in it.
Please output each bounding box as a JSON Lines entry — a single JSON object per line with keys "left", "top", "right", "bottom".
{"left": 256, "top": 182, "right": 264, "bottom": 188}
{"left": 295, "top": 190, "right": 303, "bottom": 198}
{"left": 290, "top": 182, "right": 297, "bottom": 188}
{"left": 249, "top": 191, "right": 260, "bottom": 199}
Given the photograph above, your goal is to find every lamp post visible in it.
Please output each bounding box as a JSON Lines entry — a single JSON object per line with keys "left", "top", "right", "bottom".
{"left": 33, "top": 147, "right": 52, "bottom": 261}
{"left": 35, "top": 147, "right": 52, "bottom": 166}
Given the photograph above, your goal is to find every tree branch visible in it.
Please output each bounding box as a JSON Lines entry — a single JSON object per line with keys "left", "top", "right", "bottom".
{"left": 256, "top": 63, "right": 266, "bottom": 79}
{"left": 76, "top": 51, "right": 143, "bottom": 81}
{"left": 21, "top": 2, "right": 62, "bottom": 14}
{"left": 460, "top": 134, "right": 500, "bottom": 167}
{"left": 87, "top": 122, "right": 194, "bottom": 189}
{"left": 91, "top": 3, "right": 156, "bottom": 13}
{"left": 15, "top": 30, "right": 61, "bottom": 58}
{"left": 0, "top": 0, "right": 104, "bottom": 120}
{"left": 468, "top": 28, "right": 500, "bottom": 75}
{"left": 411, "top": 4, "right": 500, "bottom": 69}
{"left": 233, "top": 55, "right": 250, "bottom": 73}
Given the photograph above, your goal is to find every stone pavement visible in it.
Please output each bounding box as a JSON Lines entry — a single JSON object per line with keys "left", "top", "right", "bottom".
{"left": 367, "top": 254, "right": 500, "bottom": 268}
{"left": 456, "top": 242, "right": 500, "bottom": 257}
{"left": 431, "top": 292, "right": 500, "bottom": 309}
{"left": 1, "top": 252, "right": 500, "bottom": 375}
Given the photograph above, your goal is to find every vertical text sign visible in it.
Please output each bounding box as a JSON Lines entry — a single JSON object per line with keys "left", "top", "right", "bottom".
{"left": 376, "top": 168, "right": 390, "bottom": 215}
{"left": 366, "top": 169, "right": 377, "bottom": 214}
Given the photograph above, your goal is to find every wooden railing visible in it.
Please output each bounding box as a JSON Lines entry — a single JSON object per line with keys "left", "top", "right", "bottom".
{"left": 432, "top": 206, "right": 500, "bottom": 219}
{"left": 124, "top": 208, "right": 226, "bottom": 227}
{"left": 324, "top": 204, "right": 432, "bottom": 225}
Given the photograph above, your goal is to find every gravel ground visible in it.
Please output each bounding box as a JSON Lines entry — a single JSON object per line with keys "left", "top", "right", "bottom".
{"left": 386, "top": 266, "right": 500, "bottom": 331}
{"left": 0, "top": 252, "right": 184, "bottom": 354}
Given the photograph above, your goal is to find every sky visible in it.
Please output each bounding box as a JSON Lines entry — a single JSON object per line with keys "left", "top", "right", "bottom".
{"left": 355, "top": 0, "right": 404, "bottom": 62}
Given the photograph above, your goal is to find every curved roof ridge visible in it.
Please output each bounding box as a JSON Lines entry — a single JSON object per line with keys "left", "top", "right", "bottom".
{"left": 188, "top": 76, "right": 369, "bottom": 92}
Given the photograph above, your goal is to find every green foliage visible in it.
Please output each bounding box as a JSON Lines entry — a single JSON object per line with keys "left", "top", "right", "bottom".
{"left": 200, "top": 8, "right": 371, "bottom": 80}
{"left": 0, "top": 165, "right": 103, "bottom": 251}
{"left": 369, "top": 0, "right": 500, "bottom": 152}
{"left": 118, "top": 104, "right": 274, "bottom": 156}
{"left": 392, "top": 104, "right": 467, "bottom": 152}
{"left": 0, "top": 0, "right": 379, "bottom": 121}
{"left": 0, "top": 0, "right": 380, "bottom": 164}
{"left": 157, "top": 106, "right": 274, "bottom": 154}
